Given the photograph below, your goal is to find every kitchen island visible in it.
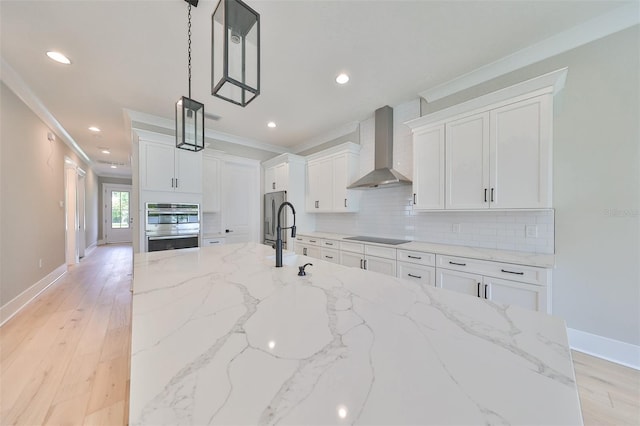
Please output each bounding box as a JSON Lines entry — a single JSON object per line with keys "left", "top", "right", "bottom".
{"left": 130, "top": 243, "right": 582, "bottom": 425}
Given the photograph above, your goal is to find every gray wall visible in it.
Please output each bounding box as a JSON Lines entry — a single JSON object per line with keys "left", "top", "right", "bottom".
{"left": 0, "top": 82, "right": 99, "bottom": 305}
{"left": 423, "top": 26, "right": 639, "bottom": 346}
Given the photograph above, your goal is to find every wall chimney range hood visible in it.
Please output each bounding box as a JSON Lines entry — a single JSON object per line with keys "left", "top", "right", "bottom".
{"left": 347, "top": 106, "right": 411, "bottom": 189}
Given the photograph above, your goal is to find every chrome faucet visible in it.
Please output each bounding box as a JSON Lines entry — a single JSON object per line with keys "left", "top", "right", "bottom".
{"left": 275, "top": 202, "right": 296, "bottom": 267}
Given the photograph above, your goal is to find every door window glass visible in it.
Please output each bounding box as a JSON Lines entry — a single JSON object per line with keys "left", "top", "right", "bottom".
{"left": 111, "top": 191, "right": 130, "bottom": 229}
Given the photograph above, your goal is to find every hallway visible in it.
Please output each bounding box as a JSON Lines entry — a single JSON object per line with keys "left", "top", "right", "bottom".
{"left": 0, "top": 244, "right": 132, "bottom": 425}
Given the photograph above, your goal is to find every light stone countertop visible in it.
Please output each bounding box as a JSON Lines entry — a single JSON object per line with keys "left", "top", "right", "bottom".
{"left": 298, "top": 231, "right": 555, "bottom": 268}
{"left": 129, "top": 242, "right": 580, "bottom": 425}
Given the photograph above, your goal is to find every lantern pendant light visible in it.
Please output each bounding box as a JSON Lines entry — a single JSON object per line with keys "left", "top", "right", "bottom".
{"left": 211, "top": 0, "right": 260, "bottom": 107}
{"left": 176, "top": 0, "right": 205, "bottom": 152}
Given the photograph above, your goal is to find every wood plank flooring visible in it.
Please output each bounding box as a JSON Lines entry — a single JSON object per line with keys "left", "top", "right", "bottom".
{"left": 1, "top": 244, "right": 132, "bottom": 425}
{"left": 1, "top": 244, "right": 638, "bottom": 425}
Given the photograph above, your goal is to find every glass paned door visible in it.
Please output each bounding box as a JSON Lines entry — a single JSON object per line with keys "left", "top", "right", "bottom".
{"left": 105, "top": 185, "right": 132, "bottom": 243}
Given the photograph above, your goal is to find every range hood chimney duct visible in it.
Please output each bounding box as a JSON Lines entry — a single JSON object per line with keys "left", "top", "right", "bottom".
{"left": 347, "top": 105, "right": 412, "bottom": 189}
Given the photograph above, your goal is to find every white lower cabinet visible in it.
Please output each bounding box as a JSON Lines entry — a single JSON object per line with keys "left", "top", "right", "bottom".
{"left": 339, "top": 242, "right": 397, "bottom": 277}
{"left": 397, "top": 262, "right": 436, "bottom": 287}
{"left": 435, "top": 254, "right": 550, "bottom": 313}
{"left": 202, "top": 237, "right": 225, "bottom": 246}
{"left": 321, "top": 248, "right": 340, "bottom": 264}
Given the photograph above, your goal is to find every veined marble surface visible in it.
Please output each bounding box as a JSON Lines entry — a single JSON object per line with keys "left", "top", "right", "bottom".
{"left": 299, "top": 232, "right": 555, "bottom": 268}
{"left": 130, "top": 243, "right": 580, "bottom": 425}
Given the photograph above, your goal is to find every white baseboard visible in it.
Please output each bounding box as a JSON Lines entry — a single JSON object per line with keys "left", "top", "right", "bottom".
{"left": 84, "top": 241, "right": 97, "bottom": 256}
{"left": 568, "top": 328, "right": 640, "bottom": 370}
{"left": 0, "top": 264, "right": 67, "bottom": 326}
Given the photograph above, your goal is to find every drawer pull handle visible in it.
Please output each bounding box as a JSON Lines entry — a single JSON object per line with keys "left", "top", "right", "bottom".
{"left": 325, "top": 255, "right": 333, "bottom": 259}
{"left": 408, "top": 273, "right": 422, "bottom": 279}
{"left": 325, "top": 242, "right": 333, "bottom": 246}
{"left": 501, "top": 269, "right": 524, "bottom": 275}
{"left": 310, "top": 240, "right": 317, "bottom": 243}
{"left": 449, "top": 261, "right": 466, "bottom": 266}
{"left": 407, "top": 255, "right": 422, "bottom": 259}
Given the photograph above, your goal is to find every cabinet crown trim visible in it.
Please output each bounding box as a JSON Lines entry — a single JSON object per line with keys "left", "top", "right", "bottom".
{"left": 406, "top": 68, "right": 567, "bottom": 131}
{"left": 305, "top": 142, "right": 360, "bottom": 162}
{"left": 262, "top": 153, "right": 306, "bottom": 168}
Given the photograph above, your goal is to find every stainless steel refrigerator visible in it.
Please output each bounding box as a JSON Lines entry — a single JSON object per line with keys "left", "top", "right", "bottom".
{"left": 264, "top": 191, "right": 287, "bottom": 248}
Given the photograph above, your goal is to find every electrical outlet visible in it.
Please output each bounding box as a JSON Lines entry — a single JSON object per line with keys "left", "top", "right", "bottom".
{"left": 452, "top": 223, "right": 461, "bottom": 233}
{"left": 525, "top": 225, "right": 538, "bottom": 238}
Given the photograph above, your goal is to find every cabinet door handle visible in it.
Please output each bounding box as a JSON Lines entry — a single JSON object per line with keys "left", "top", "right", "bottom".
{"left": 484, "top": 284, "right": 488, "bottom": 299}
{"left": 344, "top": 198, "right": 347, "bottom": 208}
{"left": 491, "top": 188, "right": 494, "bottom": 202}
{"left": 171, "top": 178, "right": 174, "bottom": 188}
{"left": 413, "top": 193, "right": 417, "bottom": 205}
{"left": 408, "top": 273, "right": 422, "bottom": 279}
{"left": 477, "top": 282, "right": 481, "bottom": 297}
{"left": 325, "top": 255, "right": 333, "bottom": 259}
{"left": 175, "top": 178, "right": 178, "bottom": 188}
{"left": 315, "top": 200, "right": 319, "bottom": 208}
{"left": 303, "top": 247, "right": 307, "bottom": 255}
{"left": 363, "top": 260, "right": 368, "bottom": 270}
{"left": 501, "top": 269, "right": 524, "bottom": 275}
{"left": 449, "top": 261, "right": 466, "bottom": 266}
{"left": 484, "top": 188, "right": 487, "bottom": 203}
{"left": 407, "top": 255, "right": 422, "bottom": 260}
{"left": 360, "top": 259, "right": 363, "bottom": 269}
{"left": 272, "top": 182, "right": 276, "bottom": 190}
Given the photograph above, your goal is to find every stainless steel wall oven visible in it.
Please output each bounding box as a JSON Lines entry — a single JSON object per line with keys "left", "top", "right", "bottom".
{"left": 145, "top": 203, "right": 200, "bottom": 252}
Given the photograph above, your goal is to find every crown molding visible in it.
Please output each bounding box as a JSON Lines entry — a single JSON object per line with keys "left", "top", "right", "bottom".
{"left": 419, "top": 2, "right": 640, "bottom": 102}
{"left": 1, "top": 56, "right": 92, "bottom": 165}
{"left": 124, "top": 109, "right": 289, "bottom": 155}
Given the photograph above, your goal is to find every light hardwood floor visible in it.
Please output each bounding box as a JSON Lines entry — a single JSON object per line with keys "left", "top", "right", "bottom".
{"left": 1, "top": 244, "right": 638, "bottom": 425}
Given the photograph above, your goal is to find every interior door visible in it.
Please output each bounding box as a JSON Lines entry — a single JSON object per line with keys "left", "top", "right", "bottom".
{"left": 222, "top": 159, "right": 259, "bottom": 244}
{"left": 104, "top": 184, "right": 132, "bottom": 243}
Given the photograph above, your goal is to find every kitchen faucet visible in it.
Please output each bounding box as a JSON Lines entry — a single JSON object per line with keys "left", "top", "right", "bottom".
{"left": 275, "top": 202, "right": 296, "bottom": 267}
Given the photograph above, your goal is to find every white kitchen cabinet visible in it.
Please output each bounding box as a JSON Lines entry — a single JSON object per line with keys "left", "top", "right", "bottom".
{"left": 264, "top": 162, "right": 289, "bottom": 193}
{"left": 412, "top": 124, "right": 445, "bottom": 210}
{"left": 446, "top": 112, "right": 490, "bottom": 209}
{"left": 320, "top": 247, "right": 340, "bottom": 264}
{"left": 396, "top": 249, "right": 436, "bottom": 286}
{"left": 202, "top": 155, "right": 221, "bottom": 212}
{"left": 339, "top": 241, "right": 397, "bottom": 277}
{"left": 306, "top": 143, "right": 360, "bottom": 213}
{"left": 202, "top": 237, "right": 225, "bottom": 246}
{"left": 435, "top": 254, "right": 550, "bottom": 312}
{"left": 407, "top": 86, "right": 555, "bottom": 210}
{"left": 140, "top": 140, "right": 202, "bottom": 194}
{"left": 489, "top": 94, "right": 552, "bottom": 208}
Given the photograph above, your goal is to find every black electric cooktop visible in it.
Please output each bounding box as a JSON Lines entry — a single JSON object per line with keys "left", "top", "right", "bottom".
{"left": 343, "top": 236, "right": 410, "bottom": 245}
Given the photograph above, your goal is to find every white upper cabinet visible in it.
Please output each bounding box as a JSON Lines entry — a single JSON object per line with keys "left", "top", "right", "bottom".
{"left": 306, "top": 143, "right": 360, "bottom": 213}
{"left": 412, "top": 124, "right": 445, "bottom": 210}
{"left": 407, "top": 70, "right": 565, "bottom": 211}
{"left": 489, "top": 94, "right": 552, "bottom": 209}
{"left": 140, "top": 140, "right": 202, "bottom": 194}
{"left": 264, "top": 162, "right": 289, "bottom": 193}
{"left": 446, "top": 112, "right": 491, "bottom": 209}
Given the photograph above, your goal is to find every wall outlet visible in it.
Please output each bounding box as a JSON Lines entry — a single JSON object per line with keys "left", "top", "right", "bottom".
{"left": 525, "top": 225, "right": 538, "bottom": 238}
{"left": 39, "top": 258, "right": 43, "bottom": 268}
{"left": 452, "top": 223, "right": 461, "bottom": 233}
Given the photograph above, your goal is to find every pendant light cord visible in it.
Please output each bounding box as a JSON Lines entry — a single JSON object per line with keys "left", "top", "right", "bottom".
{"left": 187, "top": 3, "right": 192, "bottom": 99}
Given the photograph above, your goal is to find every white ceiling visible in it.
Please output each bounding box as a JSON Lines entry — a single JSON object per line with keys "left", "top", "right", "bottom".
{"left": 0, "top": 0, "right": 632, "bottom": 177}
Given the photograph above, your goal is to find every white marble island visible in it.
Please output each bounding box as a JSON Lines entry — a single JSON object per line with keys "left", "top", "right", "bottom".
{"left": 130, "top": 242, "right": 582, "bottom": 425}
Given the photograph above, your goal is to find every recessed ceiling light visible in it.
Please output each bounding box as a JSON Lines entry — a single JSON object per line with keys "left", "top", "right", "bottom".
{"left": 46, "top": 51, "right": 71, "bottom": 65}
{"left": 89, "top": 126, "right": 101, "bottom": 132}
{"left": 267, "top": 121, "right": 276, "bottom": 128}
{"left": 336, "top": 73, "right": 350, "bottom": 84}
{"left": 110, "top": 164, "right": 117, "bottom": 169}
{"left": 100, "top": 148, "right": 111, "bottom": 154}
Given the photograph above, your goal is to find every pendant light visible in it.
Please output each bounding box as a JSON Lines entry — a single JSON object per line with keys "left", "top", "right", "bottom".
{"left": 176, "top": 0, "right": 205, "bottom": 152}
{"left": 211, "top": 0, "right": 260, "bottom": 107}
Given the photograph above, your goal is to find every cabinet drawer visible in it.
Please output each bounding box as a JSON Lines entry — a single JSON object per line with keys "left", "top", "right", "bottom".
{"left": 397, "top": 262, "right": 435, "bottom": 286}
{"left": 296, "top": 235, "right": 322, "bottom": 246}
{"left": 322, "top": 239, "right": 339, "bottom": 248}
{"left": 397, "top": 250, "right": 435, "bottom": 266}
{"left": 365, "top": 245, "right": 396, "bottom": 260}
{"left": 340, "top": 241, "right": 364, "bottom": 254}
{"left": 321, "top": 248, "right": 340, "bottom": 264}
{"left": 436, "top": 255, "right": 548, "bottom": 286}
{"left": 203, "top": 238, "right": 225, "bottom": 246}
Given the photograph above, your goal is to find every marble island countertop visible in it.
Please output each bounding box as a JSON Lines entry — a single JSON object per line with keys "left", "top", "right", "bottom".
{"left": 130, "top": 243, "right": 581, "bottom": 425}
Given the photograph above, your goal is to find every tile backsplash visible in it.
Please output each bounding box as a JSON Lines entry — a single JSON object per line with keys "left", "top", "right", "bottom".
{"left": 314, "top": 185, "right": 555, "bottom": 254}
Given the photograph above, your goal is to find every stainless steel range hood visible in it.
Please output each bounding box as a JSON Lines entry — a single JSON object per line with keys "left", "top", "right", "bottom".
{"left": 347, "top": 106, "right": 411, "bottom": 189}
